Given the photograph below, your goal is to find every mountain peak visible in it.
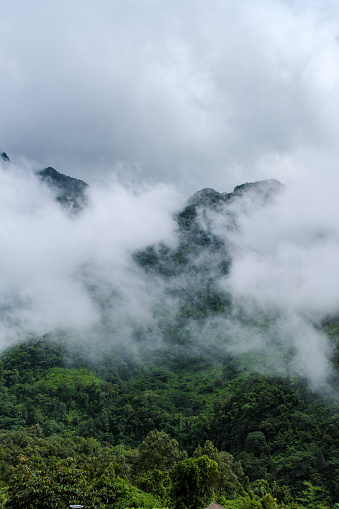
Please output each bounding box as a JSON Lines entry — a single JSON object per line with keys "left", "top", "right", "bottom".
{"left": 233, "top": 178, "right": 283, "bottom": 196}
{"left": 37, "top": 167, "right": 89, "bottom": 212}
{"left": 1, "top": 152, "right": 10, "bottom": 162}
{"left": 188, "top": 187, "right": 229, "bottom": 207}
{"left": 187, "top": 179, "right": 283, "bottom": 210}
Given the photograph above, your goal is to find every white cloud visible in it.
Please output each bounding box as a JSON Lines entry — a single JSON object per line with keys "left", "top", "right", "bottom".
{"left": 0, "top": 159, "right": 182, "bottom": 347}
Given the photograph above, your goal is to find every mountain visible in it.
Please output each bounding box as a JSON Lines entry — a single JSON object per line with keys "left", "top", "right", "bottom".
{"left": 132, "top": 179, "right": 287, "bottom": 366}
{"left": 135, "top": 178, "right": 283, "bottom": 274}
{"left": 1, "top": 152, "right": 10, "bottom": 162}
{"left": 37, "top": 166, "right": 89, "bottom": 212}
{"left": 0, "top": 151, "right": 89, "bottom": 211}
{"left": 0, "top": 167, "right": 337, "bottom": 508}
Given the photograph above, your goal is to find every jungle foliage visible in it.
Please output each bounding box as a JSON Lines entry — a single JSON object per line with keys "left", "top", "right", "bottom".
{"left": 0, "top": 181, "right": 338, "bottom": 508}
{"left": 0, "top": 333, "right": 338, "bottom": 508}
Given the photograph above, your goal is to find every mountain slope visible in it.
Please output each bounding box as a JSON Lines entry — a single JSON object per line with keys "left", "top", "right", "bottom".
{"left": 37, "top": 166, "right": 89, "bottom": 212}
{"left": 0, "top": 166, "right": 338, "bottom": 507}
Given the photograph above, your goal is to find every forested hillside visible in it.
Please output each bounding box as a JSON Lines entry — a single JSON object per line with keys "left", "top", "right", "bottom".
{"left": 0, "top": 334, "right": 338, "bottom": 508}
{"left": 0, "top": 173, "right": 338, "bottom": 508}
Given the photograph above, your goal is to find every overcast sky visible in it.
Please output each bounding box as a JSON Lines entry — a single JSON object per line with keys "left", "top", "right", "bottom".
{"left": 1, "top": 0, "right": 339, "bottom": 192}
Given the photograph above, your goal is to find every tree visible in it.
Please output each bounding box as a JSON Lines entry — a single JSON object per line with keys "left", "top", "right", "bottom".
{"left": 136, "top": 468, "right": 172, "bottom": 499}
{"left": 193, "top": 440, "right": 243, "bottom": 497}
{"left": 137, "top": 430, "right": 186, "bottom": 472}
{"left": 296, "top": 481, "right": 331, "bottom": 509}
{"left": 245, "top": 432, "right": 267, "bottom": 456}
{"left": 95, "top": 469, "right": 163, "bottom": 509}
{"left": 5, "top": 459, "right": 100, "bottom": 509}
{"left": 171, "top": 455, "right": 219, "bottom": 509}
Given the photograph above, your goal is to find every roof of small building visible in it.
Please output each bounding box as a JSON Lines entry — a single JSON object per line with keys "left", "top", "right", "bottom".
{"left": 206, "top": 503, "right": 225, "bottom": 509}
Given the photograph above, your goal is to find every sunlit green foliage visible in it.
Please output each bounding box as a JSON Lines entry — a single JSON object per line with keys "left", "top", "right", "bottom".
{"left": 42, "top": 367, "right": 101, "bottom": 389}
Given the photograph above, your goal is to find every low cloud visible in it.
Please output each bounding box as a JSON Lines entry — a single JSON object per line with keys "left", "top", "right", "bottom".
{"left": 0, "top": 159, "right": 182, "bottom": 346}
{"left": 0, "top": 158, "right": 338, "bottom": 391}
{"left": 211, "top": 185, "right": 339, "bottom": 389}
{"left": 0, "top": 1, "right": 339, "bottom": 390}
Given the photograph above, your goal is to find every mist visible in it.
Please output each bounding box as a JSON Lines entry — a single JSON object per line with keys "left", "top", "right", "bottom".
{"left": 1, "top": 1, "right": 339, "bottom": 390}
{"left": 0, "top": 153, "right": 338, "bottom": 392}
{"left": 191, "top": 182, "right": 339, "bottom": 389}
{"left": 0, "top": 158, "right": 182, "bottom": 345}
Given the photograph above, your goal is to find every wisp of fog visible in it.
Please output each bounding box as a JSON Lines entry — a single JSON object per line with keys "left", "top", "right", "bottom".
{"left": 1, "top": 0, "right": 339, "bottom": 391}
{"left": 0, "top": 158, "right": 181, "bottom": 344}
{"left": 0, "top": 157, "right": 338, "bottom": 392}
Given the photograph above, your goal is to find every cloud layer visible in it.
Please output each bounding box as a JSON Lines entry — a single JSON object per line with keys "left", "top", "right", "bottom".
{"left": 1, "top": 1, "right": 339, "bottom": 390}
{"left": 0, "top": 159, "right": 181, "bottom": 346}
{"left": 0, "top": 158, "right": 338, "bottom": 390}
{"left": 1, "top": 1, "right": 339, "bottom": 192}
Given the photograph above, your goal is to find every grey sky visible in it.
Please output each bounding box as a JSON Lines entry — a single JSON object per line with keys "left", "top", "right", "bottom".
{"left": 1, "top": 0, "right": 339, "bottom": 191}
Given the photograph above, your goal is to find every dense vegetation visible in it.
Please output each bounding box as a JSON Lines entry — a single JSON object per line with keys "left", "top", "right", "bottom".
{"left": 0, "top": 179, "right": 338, "bottom": 508}
{"left": 0, "top": 332, "right": 338, "bottom": 508}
